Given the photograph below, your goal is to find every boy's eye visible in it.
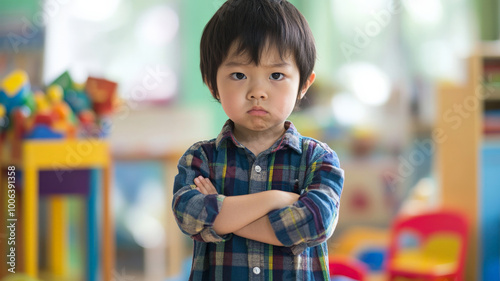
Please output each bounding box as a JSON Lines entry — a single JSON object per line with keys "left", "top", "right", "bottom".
{"left": 270, "top": 73, "right": 284, "bottom": 80}
{"left": 231, "top": 73, "right": 246, "bottom": 80}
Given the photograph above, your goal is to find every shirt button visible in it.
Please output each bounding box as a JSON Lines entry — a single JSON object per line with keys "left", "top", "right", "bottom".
{"left": 255, "top": 165, "right": 262, "bottom": 173}
{"left": 253, "top": 267, "right": 261, "bottom": 275}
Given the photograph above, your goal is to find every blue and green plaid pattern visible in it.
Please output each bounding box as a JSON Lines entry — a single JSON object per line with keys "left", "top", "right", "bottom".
{"left": 172, "top": 120, "right": 344, "bottom": 280}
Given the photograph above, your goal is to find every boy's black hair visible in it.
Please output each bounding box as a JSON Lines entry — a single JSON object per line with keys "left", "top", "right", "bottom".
{"left": 200, "top": 0, "right": 316, "bottom": 101}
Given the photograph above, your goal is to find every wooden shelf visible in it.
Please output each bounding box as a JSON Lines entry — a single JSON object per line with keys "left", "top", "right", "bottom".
{"left": 484, "top": 86, "right": 500, "bottom": 100}
{"left": 479, "top": 41, "right": 500, "bottom": 58}
{"left": 436, "top": 55, "right": 481, "bottom": 281}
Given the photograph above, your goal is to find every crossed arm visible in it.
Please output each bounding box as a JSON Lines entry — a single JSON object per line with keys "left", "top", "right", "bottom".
{"left": 193, "top": 176, "right": 299, "bottom": 246}
{"left": 172, "top": 144, "right": 343, "bottom": 251}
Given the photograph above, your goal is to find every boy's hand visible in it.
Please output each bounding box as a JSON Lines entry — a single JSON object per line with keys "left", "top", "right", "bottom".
{"left": 194, "top": 176, "right": 218, "bottom": 195}
{"left": 194, "top": 175, "right": 299, "bottom": 207}
{"left": 274, "top": 190, "right": 300, "bottom": 209}
{"left": 193, "top": 176, "right": 300, "bottom": 235}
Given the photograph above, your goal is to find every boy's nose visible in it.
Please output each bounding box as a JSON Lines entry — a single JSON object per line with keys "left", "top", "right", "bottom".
{"left": 247, "top": 82, "right": 268, "bottom": 100}
{"left": 249, "top": 92, "right": 268, "bottom": 100}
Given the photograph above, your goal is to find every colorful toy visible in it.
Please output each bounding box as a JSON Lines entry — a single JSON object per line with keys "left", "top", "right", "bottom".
{"left": 25, "top": 125, "right": 64, "bottom": 139}
{"left": 329, "top": 257, "right": 368, "bottom": 281}
{"left": 0, "top": 69, "right": 117, "bottom": 146}
{"left": 32, "top": 90, "right": 54, "bottom": 126}
{"left": 21, "top": 88, "right": 36, "bottom": 113}
{"left": 330, "top": 226, "right": 389, "bottom": 275}
{"left": 78, "top": 109, "right": 96, "bottom": 126}
{"left": 50, "top": 72, "right": 93, "bottom": 115}
{"left": 64, "top": 88, "right": 92, "bottom": 115}
{"left": 386, "top": 210, "right": 468, "bottom": 281}
{"left": 46, "top": 85, "right": 76, "bottom": 138}
{"left": 50, "top": 71, "right": 73, "bottom": 92}
{"left": 0, "top": 69, "right": 30, "bottom": 114}
{"left": 0, "top": 69, "right": 117, "bottom": 280}
{"left": 22, "top": 90, "right": 66, "bottom": 140}
{"left": 85, "top": 77, "right": 117, "bottom": 116}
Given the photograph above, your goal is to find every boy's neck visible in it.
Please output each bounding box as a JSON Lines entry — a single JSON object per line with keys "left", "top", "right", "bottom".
{"left": 233, "top": 123, "right": 286, "bottom": 156}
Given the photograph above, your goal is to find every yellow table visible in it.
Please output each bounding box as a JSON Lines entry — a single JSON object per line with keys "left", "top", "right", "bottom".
{"left": 0, "top": 139, "right": 114, "bottom": 281}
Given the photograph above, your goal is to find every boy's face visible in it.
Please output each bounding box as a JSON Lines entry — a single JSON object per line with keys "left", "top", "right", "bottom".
{"left": 212, "top": 42, "right": 315, "bottom": 138}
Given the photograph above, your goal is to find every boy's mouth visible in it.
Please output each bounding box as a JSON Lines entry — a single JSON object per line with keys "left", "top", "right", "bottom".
{"left": 248, "top": 106, "right": 268, "bottom": 116}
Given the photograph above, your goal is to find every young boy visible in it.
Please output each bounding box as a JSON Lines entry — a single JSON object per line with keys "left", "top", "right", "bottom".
{"left": 172, "top": 0, "right": 344, "bottom": 280}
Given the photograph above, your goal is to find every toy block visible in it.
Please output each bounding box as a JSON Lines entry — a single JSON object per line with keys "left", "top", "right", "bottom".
{"left": 32, "top": 91, "right": 55, "bottom": 128}
{"left": 85, "top": 77, "right": 117, "bottom": 116}
{"left": 52, "top": 120, "right": 77, "bottom": 138}
{"left": 33, "top": 91, "right": 50, "bottom": 113}
{"left": 50, "top": 71, "right": 73, "bottom": 92}
{"left": 33, "top": 114, "right": 54, "bottom": 128}
{"left": 47, "top": 85, "right": 73, "bottom": 122}
{"left": 64, "top": 89, "right": 92, "bottom": 114}
{"left": 52, "top": 104, "right": 71, "bottom": 122}
{"left": 12, "top": 106, "right": 30, "bottom": 138}
{"left": 0, "top": 70, "right": 30, "bottom": 114}
{"left": 46, "top": 84, "right": 64, "bottom": 104}
{"left": 78, "top": 109, "right": 96, "bottom": 126}
{"left": 25, "top": 124, "right": 63, "bottom": 139}
{"left": 22, "top": 91, "right": 36, "bottom": 114}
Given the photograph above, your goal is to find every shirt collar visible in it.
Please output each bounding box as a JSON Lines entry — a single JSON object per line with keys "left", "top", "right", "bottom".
{"left": 215, "top": 119, "right": 302, "bottom": 154}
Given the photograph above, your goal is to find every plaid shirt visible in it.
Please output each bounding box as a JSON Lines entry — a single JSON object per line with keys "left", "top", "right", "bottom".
{"left": 172, "top": 120, "right": 344, "bottom": 280}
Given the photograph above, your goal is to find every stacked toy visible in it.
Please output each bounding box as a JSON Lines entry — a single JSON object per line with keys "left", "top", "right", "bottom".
{"left": 0, "top": 69, "right": 117, "bottom": 160}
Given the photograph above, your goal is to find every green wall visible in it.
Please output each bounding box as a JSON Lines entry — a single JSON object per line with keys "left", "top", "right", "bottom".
{"left": 476, "top": 0, "right": 500, "bottom": 40}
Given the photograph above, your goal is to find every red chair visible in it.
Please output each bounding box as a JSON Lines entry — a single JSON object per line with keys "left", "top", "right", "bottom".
{"left": 329, "top": 256, "right": 368, "bottom": 281}
{"left": 386, "top": 209, "right": 468, "bottom": 281}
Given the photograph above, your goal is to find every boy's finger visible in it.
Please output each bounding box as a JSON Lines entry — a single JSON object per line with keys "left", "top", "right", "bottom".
{"left": 203, "top": 178, "right": 217, "bottom": 193}
{"left": 195, "top": 177, "right": 207, "bottom": 188}
{"left": 194, "top": 178, "right": 208, "bottom": 194}
{"left": 197, "top": 176, "right": 208, "bottom": 188}
{"left": 194, "top": 176, "right": 217, "bottom": 195}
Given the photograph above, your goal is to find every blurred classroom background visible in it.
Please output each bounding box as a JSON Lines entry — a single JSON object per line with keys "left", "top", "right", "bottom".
{"left": 0, "top": 0, "right": 499, "bottom": 280}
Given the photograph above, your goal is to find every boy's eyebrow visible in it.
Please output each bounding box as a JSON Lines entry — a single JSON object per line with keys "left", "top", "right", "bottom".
{"left": 222, "top": 61, "right": 292, "bottom": 68}
{"left": 222, "top": 61, "right": 250, "bottom": 67}
{"left": 263, "top": 62, "right": 292, "bottom": 68}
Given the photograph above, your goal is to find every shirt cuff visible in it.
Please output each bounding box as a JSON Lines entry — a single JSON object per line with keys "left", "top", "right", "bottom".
{"left": 290, "top": 243, "right": 307, "bottom": 255}
{"left": 197, "top": 227, "right": 232, "bottom": 243}
{"left": 197, "top": 194, "right": 230, "bottom": 243}
{"left": 268, "top": 207, "right": 304, "bottom": 247}
{"left": 269, "top": 208, "right": 309, "bottom": 254}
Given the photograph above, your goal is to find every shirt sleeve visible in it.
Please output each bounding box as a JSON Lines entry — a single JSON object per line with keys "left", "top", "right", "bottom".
{"left": 268, "top": 146, "right": 344, "bottom": 255}
{"left": 171, "top": 142, "right": 230, "bottom": 243}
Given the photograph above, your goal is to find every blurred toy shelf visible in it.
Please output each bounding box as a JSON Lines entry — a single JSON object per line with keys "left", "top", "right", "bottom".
{"left": 436, "top": 44, "right": 500, "bottom": 281}
{"left": 478, "top": 42, "right": 500, "bottom": 281}
{"left": 481, "top": 42, "right": 500, "bottom": 139}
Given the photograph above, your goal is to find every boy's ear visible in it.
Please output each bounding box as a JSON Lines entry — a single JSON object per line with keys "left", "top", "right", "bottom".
{"left": 299, "top": 71, "right": 316, "bottom": 99}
